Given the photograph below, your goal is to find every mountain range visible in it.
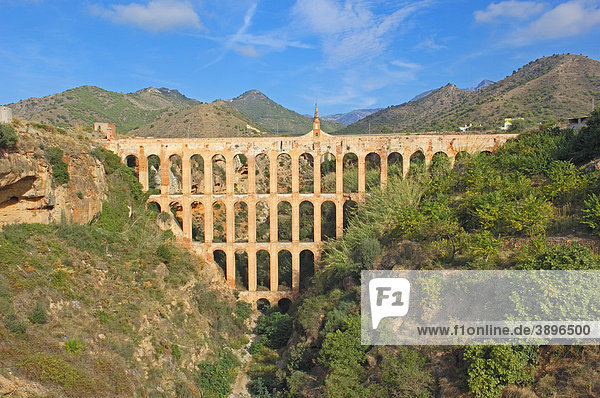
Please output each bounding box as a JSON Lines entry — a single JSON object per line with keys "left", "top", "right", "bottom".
{"left": 338, "top": 54, "right": 600, "bottom": 134}
{"left": 5, "top": 54, "right": 600, "bottom": 136}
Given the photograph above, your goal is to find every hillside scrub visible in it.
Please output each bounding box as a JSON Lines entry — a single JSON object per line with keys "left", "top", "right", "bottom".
{"left": 248, "top": 108, "right": 600, "bottom": 397}
{"left": 0, "top": 145, "right": 249, "bottom": 396}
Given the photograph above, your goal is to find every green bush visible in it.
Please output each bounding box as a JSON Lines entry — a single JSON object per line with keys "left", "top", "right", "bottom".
{"left": 234, "top": 300, "right": 253, "bottom": 322}
{"left": 45, "top": 147, "right": 70, "bottom": 185}
{"left": 65, "top": 338, "right": 84, "bottom": 354}
{"left": 582, "top": 193, "right": 600, "bottom": 234}
{"left": 195, "top": 349, "right": 239, "bottom": 397}
{"left": 464, "top": 345, "right": 537, "bottom": 398}
{"left": 351, "top": 237, "right": 382, "bottom": 268}
{"left": 255, "top": 311, "right": 292, "bottom": 349}
{"left": 28, "top": 302, "right": 48, "bottom": 324}
{"left": 0, "top": 123, "right": 17, "bottom": 148}
{"left": 5, "top": 313, "right": 27, "bottom": 335}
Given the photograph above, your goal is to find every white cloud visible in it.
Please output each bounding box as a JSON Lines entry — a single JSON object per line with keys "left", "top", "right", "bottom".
{"left": 474, "top": 1, "right": 545, "bottom": 23}
{"left": 390, "top": 60, "right": 421, "bottom": 69}
{"left": 292, "top": 0, "right": 431, "bottom": 67}
{"left": 92, "top": 0, "right": 202, "bottom": 32}
{"left": 512, "top": 0, "right": 600, "bottom": 43}
{"left": 414, "top": 37, "right": 446, "bottom": 51}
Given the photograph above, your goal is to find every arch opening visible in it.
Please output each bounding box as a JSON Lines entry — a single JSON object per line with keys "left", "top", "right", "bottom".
{"left": 212, "top": 154, "right": 226, "bottom": 194}
{"left": 300, "top": 250, "right": 315, "bottom": 292}
{"left": 169, "top": 201, "right": 183, "bottom": 230}
{"left": 321, "top": 201, "right": 336, "bottom": 240}
{"left": 277, "top": 153, "right": 292, "bottom": 194}
{"left": 256, "top": 201, "right": 270, "bottom": 242}
{"left": 299, "top": 153, "right": 314, "bottom": 193}
{"left": 278, "top": 201, "right": 292, "bottom": 242}
{"left": 278, "top": 298, "right": 292, "bottom": 313}
{"left": 235, "top": 250, "right": 248, "bottom": 290}
{"left": 169, "top": 154, "right": 182, "bottom": 194}
{"left": 191, "top": 201, "right": 205, "bottom": 242}
{"left": 409, "top": 151, "right": 426, "bottom": 179}
{"left": 147, "top": 154, "right": 161, "bottom": 190}
{"left": 212, "top": 200, "right": 226, "bottom": 243}
{"left": 233, "top": 154, "right": 248, "bottom": 194}
{"left": 454, "top": 151, "right": 470, "bottom": 172}
{"left": 299, "top": 201, "right": 314, "bottom": 241}
{"left": 190, "top": 154, "right": 204, "bottom": 194}
{"left": 320, "top": 152, "right": 336, "bottom": 193}
{"left": 234, "top": 201, "right": 248, "bottom": 242}
{"left": 257, "top": 298, "right": 271, "bottom": 313}
{"left": 430, "top": 152, "right": 451, "bottom": 177}
{"left": 213, "top": 250, "right": 227, "bottom": 280}
{"left": 365, "top": 152, "right": 381, "bottom": 192}
{"left": 147, "top": 201, "right": 161, "bottom": 213}
{"left": 255, "top": 153, "right": 270, "bottom": 194}
{"left": 256, "top": 250, "right": 270, "bottom": 291}
{"left": 278, "top": 250, "right": 292, "bottom": 290}
{"left": 125, "top": 155, "right": 139, "bottom": 177}
{"left": 388, "top": 152, "right": 403, "bottom": 180}
{"left": 343, "top": 153, "right": 358, "bottom": 193}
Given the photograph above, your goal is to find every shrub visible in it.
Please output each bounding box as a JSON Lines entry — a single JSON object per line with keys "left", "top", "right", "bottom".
{"left": 195, "top": 349, "right": 239, "bottom": 397}
{"left": 0, "top": 123, "right": 17, "bottom": 148}
{"left": 582, "top": 193, "right": 600, "bottom": 234}
{"left": 65, "top": 338, "right": 84, "bottom": 354}
{"left": 45, "top": 147, "right": 69, "bottom": 185}
{"left": 28, "top": 302, "right": 48, "bottom": 324}
{"left": 255, "top": 311, "right": 292, "bottom": 349}
{"left": 5, "top": 313, "right": 27, "bottom": 335}
{"left": 464, "top": 345, "right": 537, "bottom": 398}
{"left": 235, "top": 301, "right": 253, "bottom": 322}
{"left": 351, "top": 237, "right": 382, "bottom": 268}
{"left": 172, "top": 344, "right": 182, "bottom": 361}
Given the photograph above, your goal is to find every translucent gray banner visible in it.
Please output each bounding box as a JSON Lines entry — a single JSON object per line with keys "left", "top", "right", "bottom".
{"left": 361, "top": 270, "right": 600, "bottom": 345}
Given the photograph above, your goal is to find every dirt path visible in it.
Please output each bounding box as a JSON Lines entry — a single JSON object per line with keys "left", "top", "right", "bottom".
{"left": 230, "top": 312, "right": 259, "bottom": 398}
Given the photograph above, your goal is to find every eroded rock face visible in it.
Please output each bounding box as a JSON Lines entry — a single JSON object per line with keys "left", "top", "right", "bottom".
{"left": 0, "top": 139, "right": 107, "bottom": 226}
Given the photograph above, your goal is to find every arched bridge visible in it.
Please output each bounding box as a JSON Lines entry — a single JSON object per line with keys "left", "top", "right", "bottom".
{"left": 101, "top": 112, "right": 517, "bottom": 306}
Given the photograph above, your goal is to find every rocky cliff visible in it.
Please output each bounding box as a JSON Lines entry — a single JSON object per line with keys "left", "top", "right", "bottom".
{"left": 0, "top": 123, "right": 107, "bottom": 226}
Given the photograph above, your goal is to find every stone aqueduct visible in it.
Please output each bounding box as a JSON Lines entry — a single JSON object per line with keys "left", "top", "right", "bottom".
{"left": 101, "top": 111, "right": 517, "bottom": 306}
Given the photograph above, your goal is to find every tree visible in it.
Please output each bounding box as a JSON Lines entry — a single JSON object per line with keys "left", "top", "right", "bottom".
{"left": 0, "top": 123, "right": 17, "bottom": 148}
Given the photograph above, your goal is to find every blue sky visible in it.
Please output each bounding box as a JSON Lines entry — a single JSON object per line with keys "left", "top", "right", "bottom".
{"left": 1, "top": 0, "right": 599, "bottom": 115}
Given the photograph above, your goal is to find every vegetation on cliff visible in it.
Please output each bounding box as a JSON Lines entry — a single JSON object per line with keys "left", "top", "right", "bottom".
{"left": 247, "top": 107, "right": 600, "bottom": 397}
{"left": 0, "top": 143, "right": 251, "bottom": 396}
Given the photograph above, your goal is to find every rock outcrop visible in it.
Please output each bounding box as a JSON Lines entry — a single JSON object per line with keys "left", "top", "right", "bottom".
{"left": 0, "top": 124, "right": 107, "bottom": 226}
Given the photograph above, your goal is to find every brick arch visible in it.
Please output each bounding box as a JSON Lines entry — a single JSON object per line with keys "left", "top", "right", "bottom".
{"left": 104, "top": 131, "right": 517, "bottom": 304}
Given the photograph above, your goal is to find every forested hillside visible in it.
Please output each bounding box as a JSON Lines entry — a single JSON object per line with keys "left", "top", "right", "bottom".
{"left": 245, "top": 108, "right": 600, "bottom": 397}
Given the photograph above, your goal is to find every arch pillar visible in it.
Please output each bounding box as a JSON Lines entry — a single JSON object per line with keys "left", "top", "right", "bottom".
{"left": 204, "top": 154, "right": 213, "bottom": 194}
{"left": 270, "top": 247, "right": 278, "bottom": 291}
{"left": 182, "top": 151, "right": 191, "bottom": 195}
{"left": 291, "top": 154, "right": 299, "bottom": 194}
{"left": 402, "top": 153, "right": 410, "bottom": 179}
{"left": 248, "top": 198, "right": 257, "bottom": 244}
{"left": 357, "top": 154, "right": 366, "bottom": 195}
{"left": 335, "top": 154, "right": 343, "bottom": 194}
{"left": 336, "top": 198, "right": 344, "bottom": 238}
{"left": 292, "top": 200, "right": 300, "bottom": 242}
{"left": 380, "top": 152, "right": 388, "bottom": 189}
{"left": 205, "top": 199, "right": 213, "bottom": 243}
{"left": 248, "top": 154, "right": 256, "bottom": 194}
{"left": 449, "top": 154, "right": 456, "bottom": 169}
{"left": 292, "top": 247, "right": 300, "bottom": 292}
{"left": 248, "top": 245, "right": 257, "bottom": 291}
{"left": 226, "top": 246, "right": 235, "bottom": 288}
{"left": 159, "top": 148, "right": 169, "bottom": 195}
{"left": 425, "top": 153, "right": 434, "bottom": 170}
{"left": 182, "top": 196, "right": 191, "bottom": 246}
{"left": 139, "top": 146, "right": 148, "bottom": 191}
{"left": 314, "top": 199, "right": 321, "bottom": 242}
{"left": 225, "top": 154, "right": 235, "bottom": 194}
{"left": 314, "top": 152, "right": 321, "bottom": 195}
